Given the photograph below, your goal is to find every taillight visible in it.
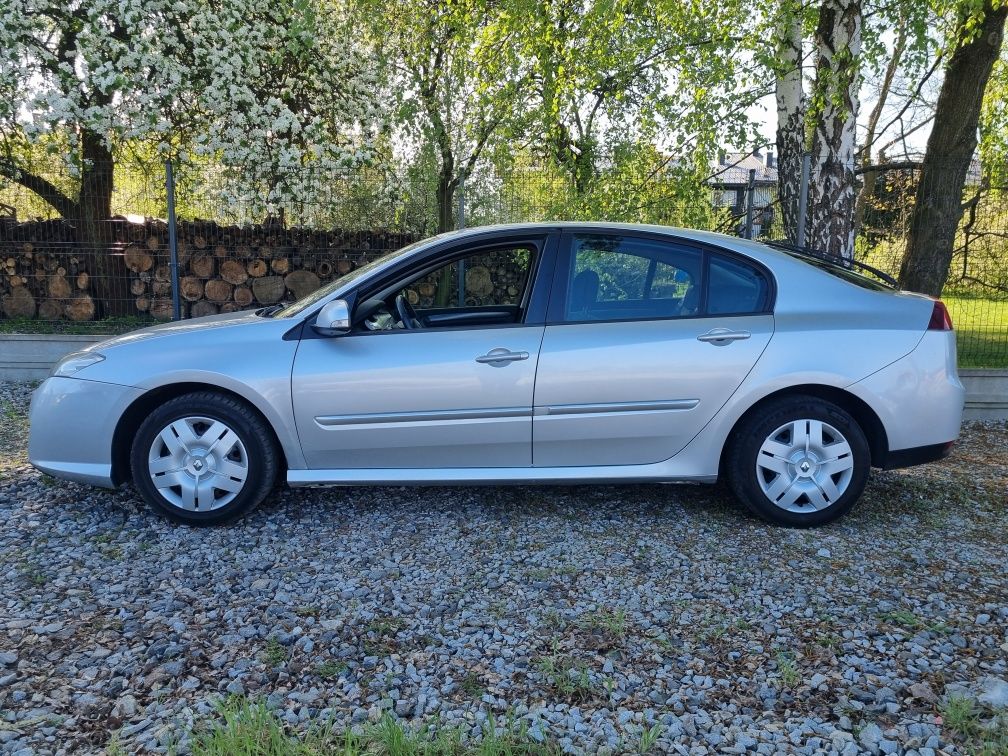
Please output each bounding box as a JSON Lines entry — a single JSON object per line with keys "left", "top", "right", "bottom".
{"left": 928, "top": 300, "right": 953, "bottom": 331}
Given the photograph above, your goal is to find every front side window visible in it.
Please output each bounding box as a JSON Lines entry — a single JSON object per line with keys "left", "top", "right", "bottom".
{"left": 402, "top": 246, "right": 533, "bottom": 309}
{"left": 563, "top": 235, "right": 702, "bottom": 322}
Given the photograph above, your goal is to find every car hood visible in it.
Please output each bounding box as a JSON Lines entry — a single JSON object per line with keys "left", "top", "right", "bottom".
{"left": 83, "top": 310, "right": 274, "bottom": 352}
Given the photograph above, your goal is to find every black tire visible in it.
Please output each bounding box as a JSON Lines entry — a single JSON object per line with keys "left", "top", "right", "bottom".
{"left": 725, "top": 395, "right": 870, "bottom": 527}
{"left": 130, "top": 391, "right": 279, "bottom": 525}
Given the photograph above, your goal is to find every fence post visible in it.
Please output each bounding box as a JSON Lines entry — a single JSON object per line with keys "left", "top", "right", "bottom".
{"left": 165, "top": 160, "right": 181, "bottom": 321}
{"left": 744, "top": 169, "right": 756, "bottom": 239}
{"left": 456, "top": 170, "right": 466, "bottom": 305}
{"left": 797, "top": 153, "right": 810, "bottom": 247}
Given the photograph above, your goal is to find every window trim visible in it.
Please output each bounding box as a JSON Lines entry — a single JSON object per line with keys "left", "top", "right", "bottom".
{"left": 296, "top": 231, "right": 559, "bottom": 340}
{"left": 547, "top": 229, "right": 775, "bottom": 326}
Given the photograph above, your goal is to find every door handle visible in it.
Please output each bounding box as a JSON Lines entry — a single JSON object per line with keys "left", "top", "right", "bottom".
{"left": 697, "top": 328, "right": 751, "bottom": 344}
{"left": 475, "top": 348, "right": 530, "bottom": 365}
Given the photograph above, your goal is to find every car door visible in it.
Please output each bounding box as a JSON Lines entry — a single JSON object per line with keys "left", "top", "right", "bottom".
{"left": 292, "top": 236, "right": 553, "bottom": 470}
{"left": 533, "top": 231, "right": 774, "bottom": 467}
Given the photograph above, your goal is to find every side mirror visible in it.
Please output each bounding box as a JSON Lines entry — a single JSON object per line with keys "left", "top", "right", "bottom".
{"left": 313, "top": 299, "right": 351, "bottom": 336}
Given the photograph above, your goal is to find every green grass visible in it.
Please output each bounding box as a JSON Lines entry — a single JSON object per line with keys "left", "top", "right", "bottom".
{"left": 943, "top": 294, "right": 1008, "bottom": 368}
{"left": 190, "top": 696, "right": 561, "bottom": 755}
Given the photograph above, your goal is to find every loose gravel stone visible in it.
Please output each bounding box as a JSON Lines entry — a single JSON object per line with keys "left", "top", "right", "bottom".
{"left": 1, "top": 380, "right": 1006, "bottom": 754}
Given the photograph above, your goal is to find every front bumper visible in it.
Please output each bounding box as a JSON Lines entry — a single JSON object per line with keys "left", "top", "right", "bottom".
{"left": 28, "top": 376, "right": 144, "bottom": 488}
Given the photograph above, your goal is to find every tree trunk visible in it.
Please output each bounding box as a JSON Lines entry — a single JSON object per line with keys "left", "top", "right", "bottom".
{"left": 77, "top": 131, "right": 131, "bottom": 317}
{"left": 806, "top": 0, "right": 863, "bottom": 260}
{"left": 899, "top": 1, "right": 1007, "bottom": 296}
{"left": 775, "top": 5, "right": 806, "bottom": 244}
{"left": 434, "top": 166, "right": 457, "bottom": 306}
{"left": 435, "top": 167, "right": 456, "bottom": 235}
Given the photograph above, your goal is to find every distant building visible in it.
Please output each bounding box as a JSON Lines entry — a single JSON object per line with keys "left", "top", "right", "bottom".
{"left": 710, "top": 149, "right": 777, "bottom": 238}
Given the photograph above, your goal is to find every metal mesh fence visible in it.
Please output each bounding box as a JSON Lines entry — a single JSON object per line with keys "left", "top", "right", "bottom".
{"left": 0, "top": 158, "right": 1004, "bottom": 367}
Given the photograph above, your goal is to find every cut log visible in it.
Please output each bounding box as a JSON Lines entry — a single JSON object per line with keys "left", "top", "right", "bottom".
{"left": 190, "top": 254, "right": 215, "bottom": 278}
{"left": 152, "top": 280, "right": 172, "bottom": 296}
{"left": 214, "top": 244, "right": 228, "bottom": 258}
{"left": 252, "top": 275, "right": 285, "bottom": 304}
{"left": 48, "top": 274, "right": 72, "bottom": 299}
{"left": 38, "top": 298, "right": 62, "bottom": 320}
{"left": 76, "top": 271, "right": 90, "bottom": 290}
{"left": 271, "top": 258, "right": 290, "bottom": 275}
{"left": 193, "top": 235, "right": 207, "bottom": 250}
{"left": 2, "top": 286, "right": 36, "bottom": 318}
{"left": 146, "top": 236, "right": 161, "bottom": 251}
{"left": 417, "top": 282, "right": 436, "bottom": 298}
{"left": 135, "top": 296, "right": 151, "bottom": 313}
{"left": 124, "top": 244, "right": 154, "bottom": 273}
{"left": 233, "top": 286, "right": 254, "bottom": 307}
{"left": 466, "top": 266, "right": 493, "bottom": 297}
{"left": 220, "top": 259, "right": 248, "bottom": 285}
{"left": 284, "top": 270, "right": 320, "bottom": 299}
{"left": 316, "top": 260, "right": 334, "bottom": 278}
{"left": 150, "top": 298, "right": 174, "bottom": 320}
{"left": 180, "top": 275, "right": 203, "bottom": 302}
{"left": 220, "top": 301, "right": 240, "bottom": 313}
{"left": 205, "top": 279, "right": 232, "bottom": 303}
{"left": 65, "top": 295, "right": 95, "bottom": 321}
{"left": 130, "top": 279, "right": 147, "bottom": 296}
{"left": 247, "top": 259, "right": 268, "bottom": 278}
{"left": 154, "top": 265, "right": 171, "bottom": 282}
{"left": 190, "top": 300, "right": 218, "bottom": 318}
{"left": 337, "top": 259, "right": 353, "bottom": 275}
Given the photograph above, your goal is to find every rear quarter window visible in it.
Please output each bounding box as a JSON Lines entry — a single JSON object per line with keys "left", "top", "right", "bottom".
{"left": 707, "top": 255, "right": 770, "bottom": 314}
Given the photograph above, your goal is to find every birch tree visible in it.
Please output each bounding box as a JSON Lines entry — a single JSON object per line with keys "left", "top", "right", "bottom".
{"left": 805, "top": 0, "right": 863, "bottom": 258}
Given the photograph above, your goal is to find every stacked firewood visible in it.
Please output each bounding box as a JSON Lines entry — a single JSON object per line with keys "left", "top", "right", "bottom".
{"left": 0, "top": 218, "right": 99, "bottom": 321}
{"left": 0, "top": 215, "right": 419, "bottom": 322}
{"left": 122, "top": 220, "right": 418, "bottom": 319}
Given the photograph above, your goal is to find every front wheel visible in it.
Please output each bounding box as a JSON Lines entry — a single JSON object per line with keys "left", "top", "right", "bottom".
{"left": 725, "top": 396, "right": 870, "bottom": 527}
{"left": 130, "top": 392, "right": 279, "bottom": 525}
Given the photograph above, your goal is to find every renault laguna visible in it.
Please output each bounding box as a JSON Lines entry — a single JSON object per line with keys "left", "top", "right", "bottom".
{"left": 29, "top": 223, "right": 965, "bottom": 526}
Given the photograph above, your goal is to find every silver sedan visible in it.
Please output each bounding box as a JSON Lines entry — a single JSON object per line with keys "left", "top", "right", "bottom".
{"left": 28, "top": 223, "right": 965, "bottom": 526}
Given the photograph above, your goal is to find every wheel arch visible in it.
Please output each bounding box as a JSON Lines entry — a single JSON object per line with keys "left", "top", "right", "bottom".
{"left": 111, "top": 382, "right": 289, "bottom": 486}
{"left": 718, "top": 384, "right": 889, "bottom": 475}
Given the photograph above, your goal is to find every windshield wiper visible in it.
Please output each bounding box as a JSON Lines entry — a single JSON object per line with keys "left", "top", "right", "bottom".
{"left": 255, "top": 303, "right": 287, "bottom": 318}
{"left": 765, "top": 241, "right": 898, "bottom": 288}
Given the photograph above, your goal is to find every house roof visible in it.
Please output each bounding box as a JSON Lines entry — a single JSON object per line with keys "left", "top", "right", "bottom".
{"left": 710, "top": 153, "right": 777, "bottom": 187}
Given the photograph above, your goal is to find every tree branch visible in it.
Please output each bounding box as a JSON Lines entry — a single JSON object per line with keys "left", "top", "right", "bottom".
{"left": 0, "top": 161, "right": 79, "bottom": 218}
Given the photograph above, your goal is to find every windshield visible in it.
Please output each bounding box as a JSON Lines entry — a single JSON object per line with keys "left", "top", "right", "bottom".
{"left": 268, "top": 237, "right": 434, "bottom": 318}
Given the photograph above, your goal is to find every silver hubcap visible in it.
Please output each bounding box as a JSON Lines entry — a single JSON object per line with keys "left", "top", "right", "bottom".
{"left": 147, "top": 416, "right": 249, "bottom": 512}
{"left": 756, "top": 419, "right": 855, "bottom": 512}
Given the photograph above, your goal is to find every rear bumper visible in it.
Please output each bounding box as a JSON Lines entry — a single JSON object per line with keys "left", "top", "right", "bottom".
{"left": 876, "top": 440, "right": 955, "bottom": 470}
{"left": 28, "top": 376, "right": 143, "bottom": 488}
{"left": 848, "top": 330, "right": 964, "bottom": 456}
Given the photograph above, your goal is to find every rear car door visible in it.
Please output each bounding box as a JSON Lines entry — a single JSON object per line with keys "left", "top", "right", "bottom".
{"left": 292, "top": 234, "right": 553, "bottom": 469}
{"left": 533, "top": 231, "right": 774, "bottom": 466}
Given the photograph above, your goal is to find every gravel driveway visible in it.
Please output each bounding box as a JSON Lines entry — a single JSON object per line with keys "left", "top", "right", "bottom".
{"left": 1, "top": 380, "right": 1006, "bottom": 755}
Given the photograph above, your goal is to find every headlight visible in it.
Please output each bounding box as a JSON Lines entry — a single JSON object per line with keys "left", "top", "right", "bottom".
{"left": 51, "top": 352, "right": 105, "bottom": 378}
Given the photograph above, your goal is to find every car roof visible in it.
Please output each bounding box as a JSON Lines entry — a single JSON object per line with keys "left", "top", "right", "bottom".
{"left": 441, "top": 221, "right": 795, "bottom": 266}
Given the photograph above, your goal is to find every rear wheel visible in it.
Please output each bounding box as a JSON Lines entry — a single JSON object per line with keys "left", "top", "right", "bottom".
{"left": 725, "top": 396, "right": 870, "bottom": 526}
{"left": 130, "top": 392, "right": 278, "bottom": 525}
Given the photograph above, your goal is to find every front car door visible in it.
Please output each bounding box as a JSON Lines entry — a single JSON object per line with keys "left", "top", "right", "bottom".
{"left": 533, "top": 230, "right": 774, "bottom": 466}
{"left": 292, "top": 234, "right": 554, "bottom": 469}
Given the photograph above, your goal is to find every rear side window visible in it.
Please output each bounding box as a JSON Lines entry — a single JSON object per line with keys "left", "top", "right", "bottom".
{"left": 707, "top": 255, "right": 769, "bottom": 314}
{"left": 563, "top": 235, "right": 702, "bottom": 322}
